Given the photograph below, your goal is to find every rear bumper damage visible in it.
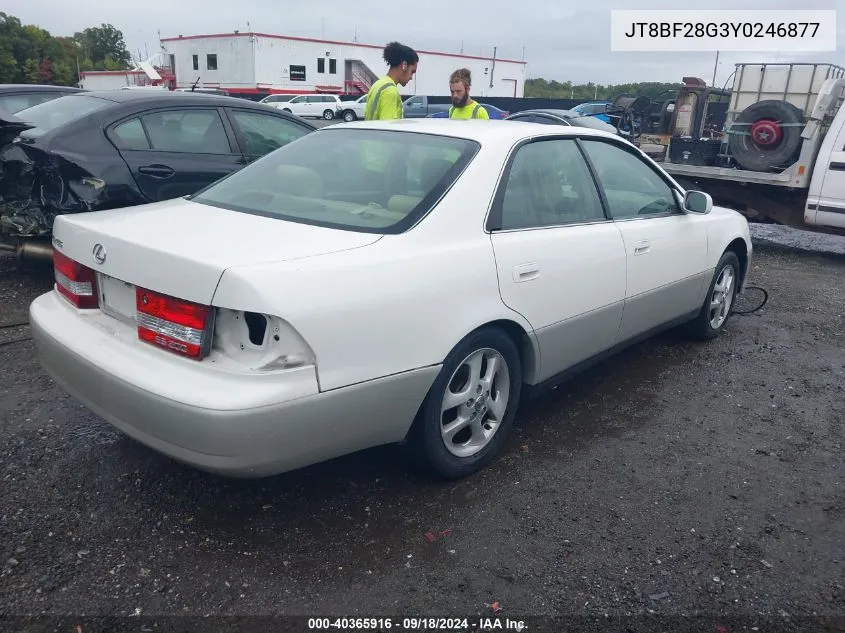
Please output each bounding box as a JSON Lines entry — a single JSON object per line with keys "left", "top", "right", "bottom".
{"left": 30, "top": 290, "right": 438, "bottom": 477}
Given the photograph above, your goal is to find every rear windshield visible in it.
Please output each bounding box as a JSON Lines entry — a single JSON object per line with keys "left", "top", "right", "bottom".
{"left": 15, "top": 94, "right": 110, "bottom": 137}
{"left": 191, "top": 128, "right": 480, "bottom": 233}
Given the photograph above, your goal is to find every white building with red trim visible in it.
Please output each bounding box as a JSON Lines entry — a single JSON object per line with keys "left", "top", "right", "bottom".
{"left": 149, "top": 31, "right": 526, "bottom": 98}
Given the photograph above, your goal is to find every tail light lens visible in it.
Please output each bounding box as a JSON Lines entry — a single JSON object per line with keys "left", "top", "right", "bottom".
{"left": 136, "top": 288, "right": 213, "bottom": 360}
{"left": 53, "top": 250, "right": 99, "bottom": 309}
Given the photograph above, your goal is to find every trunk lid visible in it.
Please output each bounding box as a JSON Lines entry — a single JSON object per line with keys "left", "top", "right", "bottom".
{"left": 53, "top": 197, "right": 383, "bottom": 305}
{"left": 0, "top": 111, "right": 34, "bottom": 147}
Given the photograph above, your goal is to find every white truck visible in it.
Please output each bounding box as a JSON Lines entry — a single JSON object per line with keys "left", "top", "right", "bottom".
{"left": 654, "top": 63, "right": 845, "bottom": 235}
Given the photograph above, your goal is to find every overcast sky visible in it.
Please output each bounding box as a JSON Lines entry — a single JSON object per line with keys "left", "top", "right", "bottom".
{"left": 5, "top": 0, "right": 845, "bottom": 85}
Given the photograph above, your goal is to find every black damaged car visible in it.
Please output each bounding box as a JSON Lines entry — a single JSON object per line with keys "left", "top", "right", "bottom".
{"left": 0, "top": 89, "right": 317, "bottom": 260}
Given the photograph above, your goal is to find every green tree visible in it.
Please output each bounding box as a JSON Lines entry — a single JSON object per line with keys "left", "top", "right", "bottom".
{"left": 73, "top": 23, "right": 131, "bottom": 69}
{"left": 525, "top": 77, "right": 682, "bottom": 101}
{"left": 24, "top": 57, "right": 39, "bottom": 83}
{"left": 0, "top": 11, "right": 91, "bottom": 85}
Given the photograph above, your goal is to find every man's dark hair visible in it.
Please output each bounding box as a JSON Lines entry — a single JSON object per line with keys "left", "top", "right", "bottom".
{"left": 383, "top": 41, "right": 419, "bottom": 68}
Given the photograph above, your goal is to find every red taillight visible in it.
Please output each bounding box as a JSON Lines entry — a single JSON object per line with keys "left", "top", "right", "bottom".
{"left": 53, "top": 250, "right": 99, "bottom": 309}
{"left": 136, "top": 288, "right": 213, "bottom": 360}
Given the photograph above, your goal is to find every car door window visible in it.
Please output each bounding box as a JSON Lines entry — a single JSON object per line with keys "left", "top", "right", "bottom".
{"left": 139, "top": 109, "right": 231, "bottom": 154}
{"left": 112, "top": 117, "right": 151, "bottom": 150}
{"left": 497, "top": 139, "right": 606, "bottom": 230}
{"left": 230, "top": 110, "right": 310, "bottom": 156}
{"left": 580, "top": 139, "right": 681, "bottom": 219}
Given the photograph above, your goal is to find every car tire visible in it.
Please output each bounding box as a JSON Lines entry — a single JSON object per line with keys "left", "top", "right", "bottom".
{"left": 410, "top": 327, "right": 522, "bottom": 480}
{"left": 343, "top": 110, "right": 356, "bottom": 122}
{"left": 323, "top": 109, "right": 335, "bottom": 120}
{"left": 685, "top": 250, "right": 740, "bottom": 341}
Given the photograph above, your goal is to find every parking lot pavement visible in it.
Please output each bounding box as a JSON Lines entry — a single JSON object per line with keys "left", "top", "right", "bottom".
{"left": 1, "top": 239, "right": 843, "bottom": 623}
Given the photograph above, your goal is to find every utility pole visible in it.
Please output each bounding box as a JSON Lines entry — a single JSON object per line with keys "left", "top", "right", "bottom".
{"left": 711, "top": 50, "right": 720, "bottom": 86}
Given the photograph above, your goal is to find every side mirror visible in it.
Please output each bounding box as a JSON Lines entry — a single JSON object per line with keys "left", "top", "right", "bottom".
{"left": 683, "top": 189, "right": 712, "bottom": 214}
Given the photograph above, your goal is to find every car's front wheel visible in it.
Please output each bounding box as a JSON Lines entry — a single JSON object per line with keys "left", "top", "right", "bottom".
{"left": 411, "top": 328, "right": 522, "bottom": 479}
{"left": 343, "top": 110, "right": 356, "bottom": 122}
{"left": 686, "top": 250, "right": 740, "bottom": 340}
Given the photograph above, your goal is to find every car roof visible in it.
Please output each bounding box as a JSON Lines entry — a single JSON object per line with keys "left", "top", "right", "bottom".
{"left": 0, "top": 84, "right": 82, "bottom": 93}
{"left": 510, "top": 109, "right": 581, "bottom": 118}
{"left": 324, "top": 118, "right": 621, "bottom": 144}
{"left": 68, "top": 89, "right": 254, "bottom": 105}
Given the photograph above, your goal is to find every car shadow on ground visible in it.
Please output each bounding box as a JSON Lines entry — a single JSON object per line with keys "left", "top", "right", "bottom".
{"left": 92, "top": 326, "right": 695, "bottom": 565}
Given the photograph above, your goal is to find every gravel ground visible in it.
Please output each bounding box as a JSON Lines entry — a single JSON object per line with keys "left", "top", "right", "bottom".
{"left": 0, "top": 231, "right": 843, "bottom": 632}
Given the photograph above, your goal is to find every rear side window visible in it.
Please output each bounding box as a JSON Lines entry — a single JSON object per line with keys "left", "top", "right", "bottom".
{"left": 230, "top": 110, "right": 310, "bottom": 156}
{"left": 139, "top": 109, "right": 231, "bottom": 154}
{"left": 112, "top": 118, "right": 150, "bottom": 150}
{"left": 13, "top": 94, "right": 110, "bottom": 137}
{"left": 497, "top": 139, "right": 605, "bottom": 229}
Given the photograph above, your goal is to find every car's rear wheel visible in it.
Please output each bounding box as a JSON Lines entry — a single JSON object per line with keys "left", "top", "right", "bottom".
{"left": 411, "top": 328, "right": 522, "bottom": 479}
{"left": 323, "top": 109, "right": 335, "bottom": 120}
{"left": 685, "top": 250, "right": 740, "bottom": 340}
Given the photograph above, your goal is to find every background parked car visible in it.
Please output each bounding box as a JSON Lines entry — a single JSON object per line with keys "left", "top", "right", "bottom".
{"left": 403, "top": 95, "right": 451, "bottom": 118}
{"left": 505, "top": 108, "right": 620, "bottom": 134}
{"left": 277, "top": 94, "right": 344, "bottom": 120}
{"left": 258, "top": 93, "right": 300, "bottom": 106}
{"left": 339, "top": 94, "right": 368, "bottom": 122}
{"left": 427, "top": 103, "right": 509, "bottom": 119}
{"left": 0, "top": 84, "right": 83, "bottom": 115}
{"left": 570, "top": 100, "right": 613, "bottom": 122}
{"left": 0, "top": 89, "right": 316, "bottom": 258}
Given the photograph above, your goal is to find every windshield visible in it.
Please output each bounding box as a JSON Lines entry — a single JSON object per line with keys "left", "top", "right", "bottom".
{"left": 192, "top": 128, "right": 480, "bottom": 233}
{"left": 15, "top": 94, "right": 110, "bottom": 137}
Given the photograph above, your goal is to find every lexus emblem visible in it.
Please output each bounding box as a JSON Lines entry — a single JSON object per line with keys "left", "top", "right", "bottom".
{"left": 92, "top": 243, "right": 106, "bottom": 265}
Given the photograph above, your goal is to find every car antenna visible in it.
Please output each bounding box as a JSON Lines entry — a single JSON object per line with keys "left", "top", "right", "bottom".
{"left": 191, "top": 76, "right": 200, "bottom": 92}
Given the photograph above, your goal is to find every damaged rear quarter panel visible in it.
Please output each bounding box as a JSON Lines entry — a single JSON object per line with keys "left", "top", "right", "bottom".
{"left": 0, "top": 118, "right": 146, "bottom": 238}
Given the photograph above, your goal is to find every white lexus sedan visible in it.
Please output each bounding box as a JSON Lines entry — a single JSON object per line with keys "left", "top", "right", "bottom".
{"left": 30, "top": 119, "right": 752, "bottom": 480}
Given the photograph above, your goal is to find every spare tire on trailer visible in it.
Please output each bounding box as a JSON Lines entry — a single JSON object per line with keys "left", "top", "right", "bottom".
{"left": 728, "top": 100, "right": 805, "bottom": 172}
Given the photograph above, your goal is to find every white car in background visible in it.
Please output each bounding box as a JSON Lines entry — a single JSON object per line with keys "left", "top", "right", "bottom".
{"left": 277, "top": 94, "right": 343, "bottom": 120}
{"left": 30, "top": 119, "right": 752, "bottom": 480}
{"left": 258, "top": 93, "right": 300, "bottom": 106}
{"left": 338, "top": 94, "right": 368, "bottom": 122}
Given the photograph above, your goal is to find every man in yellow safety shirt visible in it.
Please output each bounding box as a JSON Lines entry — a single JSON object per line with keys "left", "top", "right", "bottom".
{"left": 447, "top": 68, "right": 489, "bottom": 119}
{"left": 360, "top": 42, "right": 419, "bottom": 181}
{"left": 364, "top": 41, "right": 419, "bottom": 120}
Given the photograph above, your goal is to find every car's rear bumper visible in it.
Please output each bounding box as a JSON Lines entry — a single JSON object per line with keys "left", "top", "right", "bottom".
{"left": 30, "top": 291, "right": 440, "bottom": 477}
